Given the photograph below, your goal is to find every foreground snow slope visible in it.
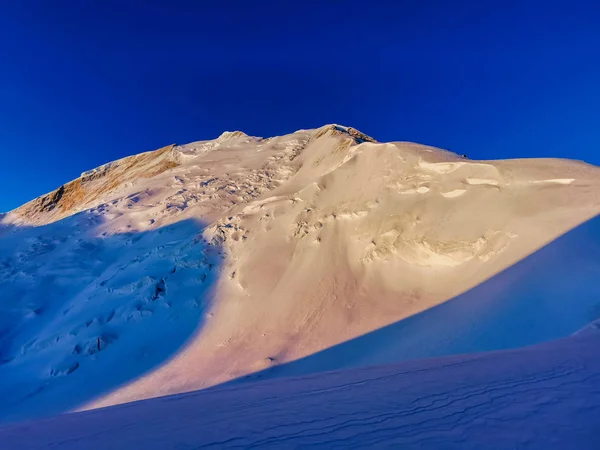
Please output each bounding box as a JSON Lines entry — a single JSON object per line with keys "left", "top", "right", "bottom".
{"left": 1, "top": 125, "right": 599, "bottom": 422}
{"left": 239, "top": 214, "right": 600, "bottom": 382}
{"left": 2, "top": 330, "right": 599, "bottom": 449}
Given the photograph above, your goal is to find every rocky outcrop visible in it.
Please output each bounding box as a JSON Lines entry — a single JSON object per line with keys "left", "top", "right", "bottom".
{"left": 313, "top": 124, "right": 377, "bottom": 144}
{"left": 11, "top": 144, "right": 178, "bottom": 225}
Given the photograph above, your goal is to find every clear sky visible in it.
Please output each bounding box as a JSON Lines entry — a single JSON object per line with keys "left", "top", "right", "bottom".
{"left": 1, "top": 0, "right": 599, "bottom": 212}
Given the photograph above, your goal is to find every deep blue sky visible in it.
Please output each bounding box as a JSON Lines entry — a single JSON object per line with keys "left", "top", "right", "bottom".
{"left": 1, "top": 1, "right": 599, "bottom": 211}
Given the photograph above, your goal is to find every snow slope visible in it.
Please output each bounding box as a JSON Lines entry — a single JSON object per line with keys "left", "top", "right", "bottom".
{"left": 1, "top": 124, "right": 600, "bottom": 424}
{"left": 237, "top": 214, "right": 600, "bottom": 382}
{"left": 2, "top": 331, "right": 599, "bottom": 449}
{"left": 0, "top": 216, "right": 220, "bottom": 422}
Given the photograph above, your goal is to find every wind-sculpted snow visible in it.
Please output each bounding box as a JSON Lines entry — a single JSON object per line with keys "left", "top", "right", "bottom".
{"left": 1, "top": 332, "right": 598, "bottom": 449}
{"left": 238, "top": 214, "right": 600, "bottom": 382}
{"left": 1, "top": 124, "right": 600, "bottom": 425}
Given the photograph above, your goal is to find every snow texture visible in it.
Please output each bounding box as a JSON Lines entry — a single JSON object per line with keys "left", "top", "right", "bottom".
{"left": 0, "top": 124, "right": 600, "bottom": 448}
{"left": 1, "top": 332, "right": 599, "bottom": 449}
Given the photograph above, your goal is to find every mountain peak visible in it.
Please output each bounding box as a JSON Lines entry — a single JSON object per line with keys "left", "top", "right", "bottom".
{"left": 216, "top": 130, "right": 249, "bottom": 141}
{"left": 1, "top": 121, "right": 600, "bottom": 428}
{"left": 314, "top": 124, "right": 377, "bottom": 143}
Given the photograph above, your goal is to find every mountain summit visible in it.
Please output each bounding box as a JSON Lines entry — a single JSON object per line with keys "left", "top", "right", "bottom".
{"left": 1, "top": 125, "right": 599, "bottom": 424}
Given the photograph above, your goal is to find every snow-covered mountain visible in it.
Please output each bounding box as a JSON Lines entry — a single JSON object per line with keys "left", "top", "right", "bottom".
{"left": 1, "top": 124, "right": 599, "bottom": 434}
